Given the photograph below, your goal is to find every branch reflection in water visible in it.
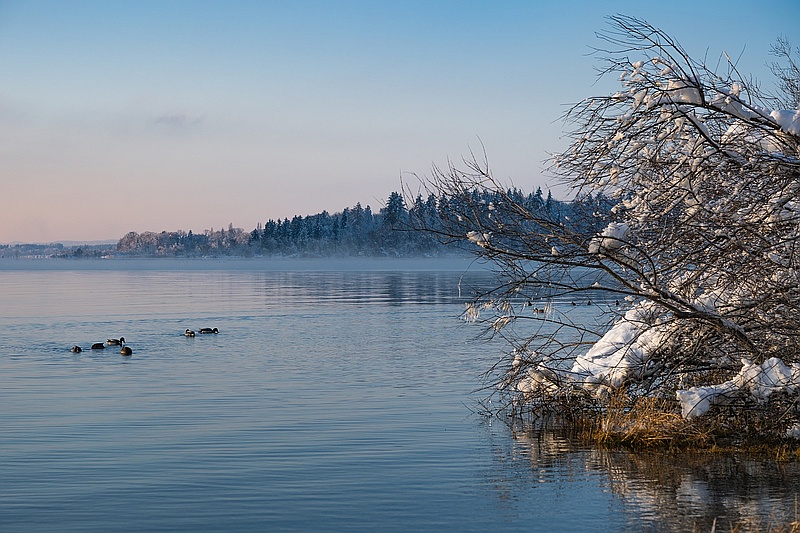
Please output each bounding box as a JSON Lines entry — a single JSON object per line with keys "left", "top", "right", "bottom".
{"left": 497, "top": 420, "right": 800, "bottom": 531}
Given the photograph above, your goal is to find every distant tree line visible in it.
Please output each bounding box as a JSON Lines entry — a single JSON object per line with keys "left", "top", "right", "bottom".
{"left": 114, "top": 189, "right": 615, "bottom": 258}
{"left": 0, "top": 242, "right": 114, "bottom": 259}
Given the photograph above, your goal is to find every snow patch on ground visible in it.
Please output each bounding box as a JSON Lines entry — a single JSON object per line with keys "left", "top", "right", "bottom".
{"left": 676, "top": 357, "right": 800, "bottom": 419}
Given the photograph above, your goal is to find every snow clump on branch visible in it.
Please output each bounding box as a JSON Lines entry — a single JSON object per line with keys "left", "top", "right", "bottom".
{"left": 588, "top": 222, "right": 629, "bottom": 254}
{"left": 513, "top": 16, "right": 800, "bottom": 437}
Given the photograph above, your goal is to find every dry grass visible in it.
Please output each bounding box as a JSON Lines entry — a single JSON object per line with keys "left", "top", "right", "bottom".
{"left": 579, "top": 392, "right": 718, "bottom": 449}
{"left": 723, "top": 516, "right": 800, "bottom": 533}
{"left": 507, "top": 379, "right": 800, "bottom": 455}
{"left": 550, "top": 391, "right": 800, "bottom": 455}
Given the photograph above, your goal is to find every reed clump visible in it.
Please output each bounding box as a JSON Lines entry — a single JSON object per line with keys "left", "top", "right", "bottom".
{"left": 507, "top": 387, "right": 800, "bottom": 455}
{"left": 586, "top": 393, "right": 715, "bottom": 449}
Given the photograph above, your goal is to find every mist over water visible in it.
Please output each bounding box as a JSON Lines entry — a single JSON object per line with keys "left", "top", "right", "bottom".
{"left": 1, "top": 260, "right": 798, "bottom": 532}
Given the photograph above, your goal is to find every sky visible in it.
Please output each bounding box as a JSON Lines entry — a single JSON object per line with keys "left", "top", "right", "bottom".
{"left": 1, "top": 0, "right": 798, "bottom": 243}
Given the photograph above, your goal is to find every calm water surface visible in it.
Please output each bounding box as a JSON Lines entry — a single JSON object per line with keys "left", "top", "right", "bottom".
{"left": 2, "top": 259, "right": 799, "bottom": 532}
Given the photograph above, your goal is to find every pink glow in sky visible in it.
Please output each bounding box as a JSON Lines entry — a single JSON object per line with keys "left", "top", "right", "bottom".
{"left": 0, "top": 0, "right": 797, "bottom": 243}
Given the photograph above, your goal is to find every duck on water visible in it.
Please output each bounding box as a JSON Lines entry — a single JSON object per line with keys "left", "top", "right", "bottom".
{"left": 87, "top": 337, "right": 129, "bottom": 352}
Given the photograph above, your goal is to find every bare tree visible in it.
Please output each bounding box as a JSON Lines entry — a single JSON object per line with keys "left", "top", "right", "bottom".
{"left": 412, "top": 15, "right": 800, "bottom": 443}
{"left": 769, "top": 36, "right": 800, "bottom": 110}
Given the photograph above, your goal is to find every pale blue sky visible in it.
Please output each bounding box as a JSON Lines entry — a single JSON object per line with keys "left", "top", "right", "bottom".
{"left": 1, "top": 0, "right": 797, "bottom": 242}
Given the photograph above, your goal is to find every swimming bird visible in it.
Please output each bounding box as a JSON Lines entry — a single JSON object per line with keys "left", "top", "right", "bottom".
{"left": 184, "top": 329, "right": 196, "bottom": 337}
{"left": 120, "top": 345, "right": 132, "bottom": 356}
{"left": 198, "top": 328, "right": 219, "bottom": 334}
{"left": 91, "top": 342, "right": 105, "bottom": 350}
{"left": 107, "top": 337, "right": 125, "bottom": 346}
{"left": 70, "top": 345, "right": 82, "bottom": 353}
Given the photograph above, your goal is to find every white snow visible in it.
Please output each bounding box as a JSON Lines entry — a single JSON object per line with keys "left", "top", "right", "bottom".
{"left": 676, "top": 383, "right": 738, "bottom": 419}
{"left": 651, "top": 79, "right": 702, "bottom": 105}
{"left": 467, "top": 231, "right": 491, "bottom": 248}
{"left": 711, "top": 94, "right": 758, "bottom": 121}
{"left": 676, "top": 357, "right": 800, "bottom": 419}
{"left": 519, "top": 295, "right": 800, "bottom": 428}
{"left": 722, "top": 120, "right": 783, "bottom": 152}
{"left": 515, "top": 302, "right": 671, "bottom": 399}
{"left": 770, "top": 109, "right": 800, "bottom": 136}
{"left": 588, "top": 222, "right": 629, "bottom": 254}
{"left": 570, "top": 302, "right": 667, "bottom": 389}
{"left": 517, "top": 364, "right": 562, "bottom": 395}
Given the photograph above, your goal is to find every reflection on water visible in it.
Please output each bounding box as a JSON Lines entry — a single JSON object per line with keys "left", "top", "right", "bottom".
{"left": 0, "top": 268, "right": 494, "bottom": 322}
{"left": 0, "top": 263, "right": 798, "bottom": 532}
{"left": 500, "top": 422, "right": 800, "bottom": 531}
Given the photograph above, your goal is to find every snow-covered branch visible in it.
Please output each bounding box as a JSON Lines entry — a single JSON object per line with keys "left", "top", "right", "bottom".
{"left": 417, "top": 15, "right": 800, "bottom": 445}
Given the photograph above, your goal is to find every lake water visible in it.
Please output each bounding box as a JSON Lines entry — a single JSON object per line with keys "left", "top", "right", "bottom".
{"left": 2, "top": 258, "right": 800, "bottom": 532}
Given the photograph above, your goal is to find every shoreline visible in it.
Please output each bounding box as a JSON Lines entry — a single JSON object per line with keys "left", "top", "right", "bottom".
{"left": 0, "top": 255, "right": 490, "bottom": 272}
